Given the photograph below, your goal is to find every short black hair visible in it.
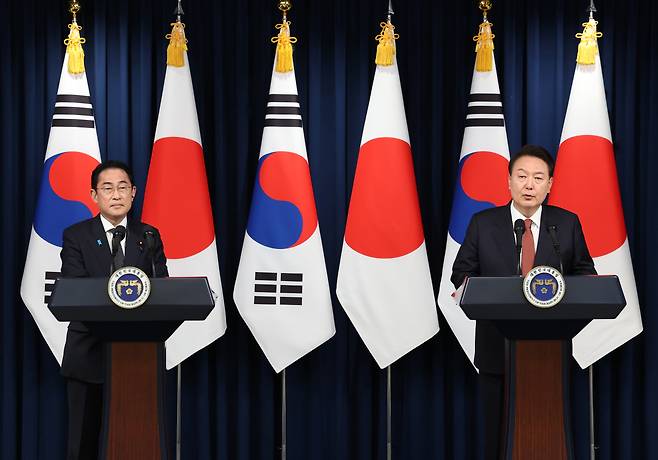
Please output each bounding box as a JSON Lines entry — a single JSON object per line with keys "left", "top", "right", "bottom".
{"left": 91, "top": 160, "right": 134, "bottom": 189}
{"left": 508, "top": 144, "right": 555, "bottom": 177}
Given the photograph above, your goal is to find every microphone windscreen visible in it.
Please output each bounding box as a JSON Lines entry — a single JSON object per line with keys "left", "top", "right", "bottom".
{"left": 113, "top": 225, "right": 126, "bottom": 241}
{"left": 514, "top": 219, "right": 525, "bottom": 233}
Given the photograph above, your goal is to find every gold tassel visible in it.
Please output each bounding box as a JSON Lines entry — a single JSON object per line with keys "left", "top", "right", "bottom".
{"left": 64, "top": 21, "right": 86, "bottom": 74}
{"left": 166, "top": 21, "right": 188, "bottom": 67}
{"left": 576, "top": 18, "right": 602, "bottom": 65}
{"left": 473, "top": 20, "right": 495, "bottom": 72}
{"left": 271, "top": 21, "right": 297, "bottom": 73}
{"left": 375, "top": 21, "right": 398, "bottom": 66}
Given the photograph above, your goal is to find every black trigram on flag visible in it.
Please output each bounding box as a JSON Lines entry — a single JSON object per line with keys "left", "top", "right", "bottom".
{"left": 52, "top": 94, "right": 95, "bottom": 129}
{"left": 254, "top": 272, "right": 303, "bottom": 306}
{"left": 464, "top": 93, "right": 505, "bottom": 128}
{"left": 44, "top": 271, "right": 61, "bottom": 304}
{"left": 264, "top": 94, "right": 302, "bottom": 128}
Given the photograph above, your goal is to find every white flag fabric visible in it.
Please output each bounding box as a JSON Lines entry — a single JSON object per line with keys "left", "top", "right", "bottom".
{"left": 233, "top": 52, "right": 335, "bottom": 373}
{"left": 20, "top": 54, "right": 102, "bottom": 364}
{"left": 142, "top": 48, "right": 227, "bottom": 369}
{"left": 436, "top": 58, "right": 511, "bottom": 367}
{"left": 549, "top": 29, "right": 643, "bottom": 367}
{"left": 336, "top": 57, "right": 439, "bottom": 369}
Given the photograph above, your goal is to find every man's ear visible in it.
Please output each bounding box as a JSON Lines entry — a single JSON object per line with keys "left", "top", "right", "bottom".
{"left": 91, "top": 188, "right": 99, "bottom": 204}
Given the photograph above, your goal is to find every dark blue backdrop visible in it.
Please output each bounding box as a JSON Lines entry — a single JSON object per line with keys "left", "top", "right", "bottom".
{"left": 1, "top": 0, "right": 656, "bottom": 459}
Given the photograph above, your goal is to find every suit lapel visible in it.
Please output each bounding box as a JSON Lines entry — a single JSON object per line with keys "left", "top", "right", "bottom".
{"left": 492, "top": 205, "right": 518, "bottom": 274}
{"left": 91, "top": 215, "right": 113, "bottom": 274}
{"left": 535, "top": 206, "right": 555, "bottom": 267}
{"left": 123, "top": 220, "right": 143, "bottom": 268}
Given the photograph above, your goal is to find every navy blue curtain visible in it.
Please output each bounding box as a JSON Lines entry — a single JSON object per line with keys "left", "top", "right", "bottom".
{"left": 2, "top": 0, "right": 657, "bottom": 458}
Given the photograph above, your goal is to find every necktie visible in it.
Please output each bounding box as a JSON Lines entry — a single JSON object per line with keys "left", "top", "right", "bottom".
{"left": 521, "top": 218, "right": 535, "bottom": 276}
{"left": 111, "top": 226, "right": 126, "bottom": 270}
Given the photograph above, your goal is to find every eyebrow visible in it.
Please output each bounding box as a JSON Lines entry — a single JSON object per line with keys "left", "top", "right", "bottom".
{"left": 99, "top": 180, "right": 131, "bottom": 186}
{"left": 514, "top": 169, "right": 545, "bottom": 175}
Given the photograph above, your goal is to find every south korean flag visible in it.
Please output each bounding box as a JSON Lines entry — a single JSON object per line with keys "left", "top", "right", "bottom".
{"left": 233, "top": 23, "right": 335, "bottom": 373}
{"left": 21, "top": 49, "right": 102, "bottom": 364}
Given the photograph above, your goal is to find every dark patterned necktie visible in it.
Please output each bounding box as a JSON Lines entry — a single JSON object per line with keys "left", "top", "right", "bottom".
{"left": 111, "top": 225, "right": 126, "bottom": 270}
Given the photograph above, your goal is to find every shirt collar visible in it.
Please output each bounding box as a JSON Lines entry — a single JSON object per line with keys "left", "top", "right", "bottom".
{"left": 99, "top": 214, "right": 128, "bottom": 233}
{"left": 510, "top": 202, "right": 542, "bottom": 228}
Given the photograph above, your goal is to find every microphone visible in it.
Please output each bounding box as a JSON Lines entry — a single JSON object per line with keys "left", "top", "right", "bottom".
{"left": 547, "top": 225, "right": 564, "bottom": 274}
{"left": 111, "top": 225, "right": 126, "bottom": 273}
{"left": 514, "top": 219, "right": 525, "bottom": 275}
{"left": 143, "top": 229, "right": 157, "bottom": 278}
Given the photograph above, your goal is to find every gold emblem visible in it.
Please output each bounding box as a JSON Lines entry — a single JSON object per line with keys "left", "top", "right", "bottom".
{"left": 108, "top": 266, "right": 151, "bottom": 309}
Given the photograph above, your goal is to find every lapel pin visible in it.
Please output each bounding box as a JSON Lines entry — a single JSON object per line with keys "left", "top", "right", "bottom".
{"left": 97, "top": 239, "right": 103, "bottom": 246}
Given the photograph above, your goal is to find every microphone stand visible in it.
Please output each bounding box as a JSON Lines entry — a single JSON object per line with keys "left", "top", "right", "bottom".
{"left": 144, "top": 231, "right": 157, "bottom": 278}
{"left": 514, "top": 219, "right": 525, "bottom": 276}
{"left": 547, "top": 225, "right": 564, "bottom": 274}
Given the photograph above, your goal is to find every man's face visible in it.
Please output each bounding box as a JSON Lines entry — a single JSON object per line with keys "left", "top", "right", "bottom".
{"left": 91, "top": 168, "right": 136, "bottom": 225}
{"left": 508, "top": 155, "right": 553, "bottom": 217}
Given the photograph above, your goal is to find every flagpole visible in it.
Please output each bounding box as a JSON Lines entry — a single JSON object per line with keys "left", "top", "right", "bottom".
{"left": 386, "top": 365, "right": 392, "bottom": 460}
{"left": 176, "top": 363, "right": 182, "bottom": 460}
{"left": 586, "top": 3, "right": 598, "bottom": 460}
{"left": 281, "top": 367, "right": 287, "bottom": 460}
{"left": 172, "top": 3, "right": 185, "bottom": 458}
{"left": 385, "top": 5, "right": 395, "bottom": 457}
{"left": 589, "top": 364, "right": 596, "bottom": 460}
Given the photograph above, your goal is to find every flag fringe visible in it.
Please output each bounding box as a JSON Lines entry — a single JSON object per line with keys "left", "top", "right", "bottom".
{"left": 166, "top": 21, "right": 188, "bottom": 67}
{"left": 473, "top": 20, "right": 494, "bottom": 72}
{"left": 271, "top": 21, "right": 296, "bottom": 73}
{"left": 375, "top": 21, "right": 398, "bottom": 66}
{"left": 576, "top": 18, "right": 602, "bottom": 65}
{"left": 64, "top": 21, "right": 86, "bottom": 74}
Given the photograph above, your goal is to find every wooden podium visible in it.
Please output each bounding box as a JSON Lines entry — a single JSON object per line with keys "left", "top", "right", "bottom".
{"left": 49, "top": 277, "right": 214, "bottom": 460}
{"left": 460, "top": 275, "right": 625, "bottom": 460}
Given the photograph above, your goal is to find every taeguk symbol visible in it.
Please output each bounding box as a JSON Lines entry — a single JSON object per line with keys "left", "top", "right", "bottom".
{"left": 247, "top": 151, "right": 318, "bottom": 249}
{"left": 448, "top": 151, "right": 510, "bottom": 245}
{"left": 34, "top": 151, "right": 100, "bottom": 247}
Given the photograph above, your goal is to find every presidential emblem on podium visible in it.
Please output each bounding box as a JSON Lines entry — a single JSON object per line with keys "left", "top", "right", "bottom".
{"left": 108, "top": 266, "right": 151, "bottom": 309}
{"left": 523, "top": 265, "right": 566, "bottom": 308}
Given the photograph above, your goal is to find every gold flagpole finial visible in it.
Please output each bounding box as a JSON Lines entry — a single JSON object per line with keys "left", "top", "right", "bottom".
{"left": 478, "top": 0, "right": 492, "bottom": 20}
{"left": 375, "top": 0, "right": 398, "bottom": 66}
{"left": 166, "top": 0, "right": 188, "bottom": 67}
{"left": 69, "top": 0, "right": 81, "bottom": 22}
{"left": 65, "top": 0, "right": 86, "bottom": 74}
{"left": 272, "top": 1, "right": 296, "bottom": 73}
{"left": 473, "top": 0, "right": 495, "bottom": 71}
{"left": 278, "top": 0, "right": 292, "bottom": 22}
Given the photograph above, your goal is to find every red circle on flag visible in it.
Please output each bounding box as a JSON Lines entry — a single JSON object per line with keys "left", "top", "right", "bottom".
{"left": 344, "top": 137, "right": 425, "bottom": 258}
{"left": 461, "top": 151, "right": 511, "bottom": 206}
{"left": 548, "top": 135, "right": 626, "bottom": 257}
{"left": 49, "top": 151, "right": 100, "bottom": 215}
{"left": 142, "top": 137, "right": 215, "bottom": 259}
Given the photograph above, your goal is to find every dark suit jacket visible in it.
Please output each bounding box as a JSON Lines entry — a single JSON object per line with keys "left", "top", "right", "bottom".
{"left": 60, "top": 215, "right": 168, "bottom": 383}
{"left": 451, "top": 204, "right": 596, "bottom": 374}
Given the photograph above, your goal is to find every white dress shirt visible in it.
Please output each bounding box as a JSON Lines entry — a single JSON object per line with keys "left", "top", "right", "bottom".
{"left": 99, "top": 214, "right": 128, "bottom": 254}
{"left": 510, "top": 202, "right": 541, "bottom": 255}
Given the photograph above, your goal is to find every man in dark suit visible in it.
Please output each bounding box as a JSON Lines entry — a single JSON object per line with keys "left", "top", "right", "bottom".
{"left": 60, "top": 160, "right": 168, "bottom": 460}
{"left": 451, "top": 145, "right": 595, "bottom": 459}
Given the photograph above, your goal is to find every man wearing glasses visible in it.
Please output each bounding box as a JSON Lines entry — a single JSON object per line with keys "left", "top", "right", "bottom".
{"left": 59, "top": 160, "right": 168, "bottom": 459}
